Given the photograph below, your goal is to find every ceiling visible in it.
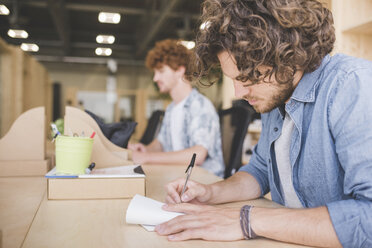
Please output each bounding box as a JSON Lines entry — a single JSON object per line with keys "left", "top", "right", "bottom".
{"left": 0, "top": 0, "right": 203, "bottom": 66}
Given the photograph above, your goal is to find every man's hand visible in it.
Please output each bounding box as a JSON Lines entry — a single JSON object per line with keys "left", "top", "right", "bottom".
{"left": 164, "top": 178, "right": 213, "bottom": 204}
{"left": 155, "top": 203, "right": 243, "bottom": 241}
{"left": 131, "top": 150, "right": 148, "bottom": 164}
{"left": 128, "top": 143, "right": 147, "bottom": 152}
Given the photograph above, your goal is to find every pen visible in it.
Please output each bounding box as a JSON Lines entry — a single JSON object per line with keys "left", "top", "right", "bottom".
{"left": 180, "top": 153, "right": 196, "bottom": 202}
{"left": 85, "top": 162, "right": 96, "bottom": 174}
{"left": 90, "top": 131, "right": 96, "bottom": 139}
{"left": 51, "top": 124, "right": 61, "bottom": 142}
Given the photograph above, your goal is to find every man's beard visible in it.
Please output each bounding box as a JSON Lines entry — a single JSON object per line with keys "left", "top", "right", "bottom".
{"left": 251, "top": 82, "right": 295, "bottom": 113}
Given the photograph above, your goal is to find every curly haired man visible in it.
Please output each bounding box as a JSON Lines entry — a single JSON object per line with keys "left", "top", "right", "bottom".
{"left": 128, "top": 39, "right": 224, "bottom": 177}
{"left": 156, "top": 1, "right": 372, "bottom": 247}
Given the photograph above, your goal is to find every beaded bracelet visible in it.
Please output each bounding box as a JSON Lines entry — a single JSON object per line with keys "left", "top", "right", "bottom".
{"left": 240, "top": 205, "right": 258, "bottom": 239}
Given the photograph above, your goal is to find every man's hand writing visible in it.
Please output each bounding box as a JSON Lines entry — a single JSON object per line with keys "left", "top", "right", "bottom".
{"left": 164, "top": 178, "right": 212, "bottom": 204}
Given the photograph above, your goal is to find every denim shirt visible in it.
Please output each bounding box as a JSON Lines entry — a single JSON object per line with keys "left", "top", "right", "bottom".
{"left": 157, "top": 88, "right": 224, "bottom": 177}
{"left": 240, "top": 54, "right": 372, "bottom": 247}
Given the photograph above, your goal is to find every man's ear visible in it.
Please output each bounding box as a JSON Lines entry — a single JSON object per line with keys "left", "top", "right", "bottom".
{"left": 176, "top": 66, "right": 186, "bottom": 76}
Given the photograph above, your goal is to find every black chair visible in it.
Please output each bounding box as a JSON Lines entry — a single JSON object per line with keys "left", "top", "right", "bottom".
{"left": 140, "top": 110, "right": 165, "bottom": 145}
{"left": 219, "top": 106, "right": 253, "bottom": 179}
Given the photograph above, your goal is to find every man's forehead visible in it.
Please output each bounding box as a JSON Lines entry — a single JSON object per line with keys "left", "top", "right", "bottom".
{"left": 217, "top": 51, "right": 239, "bottom": 77}
{"left": 154, "top": 63, "right": 165, "bottom": 70}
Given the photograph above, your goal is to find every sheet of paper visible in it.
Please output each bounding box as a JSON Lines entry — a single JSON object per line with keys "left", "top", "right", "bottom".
{"left": 46, "top": 165, "right": 145, "bottom": 178}
{"left": 126, "top": 194, "right": 184, "bottom": 231}
{"left": 79, "top": 165, "right": 145, "bottom": 178}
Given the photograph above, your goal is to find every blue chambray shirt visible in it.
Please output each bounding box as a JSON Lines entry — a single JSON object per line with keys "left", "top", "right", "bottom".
{"left": 239, "top": 54, "right": 372, "bottom": 247}
{"left": 157, "top": 88, "right": 225, "bottom": 177}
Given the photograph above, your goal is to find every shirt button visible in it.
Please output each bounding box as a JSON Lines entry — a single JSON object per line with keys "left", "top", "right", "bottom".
{"left": 274, "top": 127, "right": 278, "bottom": 132}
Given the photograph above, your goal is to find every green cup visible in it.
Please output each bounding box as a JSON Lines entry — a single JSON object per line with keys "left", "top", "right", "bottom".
{"left": 55, "top": 135, "right": 94, "bottom": 175}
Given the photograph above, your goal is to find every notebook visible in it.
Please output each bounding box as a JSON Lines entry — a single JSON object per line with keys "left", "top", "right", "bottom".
{"left": 126, "top": 194, "right": 184, "bottom": 231}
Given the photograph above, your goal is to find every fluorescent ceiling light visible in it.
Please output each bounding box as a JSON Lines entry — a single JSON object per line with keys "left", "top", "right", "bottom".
{"left": 0, "top": 4, "right": 10, "bottom": 15}
{"left": 200, "top": 21, "right": 211, "bottom": 30}
{"left": 20, "top": 43, "right": 39, "bottom": 52}
{"left": 8, "top": 29, "right": 28, "bottom": 39}
{"left": 95, "top": 47, "right": 112, "bottom": 56}
{"left": 180, "top": 40, "right": 195, "bottom": 50}
{"left": 98, "top": 12, "right": 121, "bottom": 24}
{"left": 96, "top": 35, "right": 115, "bottom": 44}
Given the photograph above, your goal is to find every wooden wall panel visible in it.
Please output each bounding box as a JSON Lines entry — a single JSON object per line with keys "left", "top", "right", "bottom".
{"left": 0, "top": 38, "right": 52, "bottom": 137}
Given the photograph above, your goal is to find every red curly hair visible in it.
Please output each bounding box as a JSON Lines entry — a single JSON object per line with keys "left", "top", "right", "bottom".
{"left": 145, "top": 39, "right": 193, "bottom": 80}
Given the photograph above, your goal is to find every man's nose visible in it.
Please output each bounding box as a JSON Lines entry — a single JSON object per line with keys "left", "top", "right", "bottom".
{"left": 153, "top": 72, "right": 158, "bottom": 82}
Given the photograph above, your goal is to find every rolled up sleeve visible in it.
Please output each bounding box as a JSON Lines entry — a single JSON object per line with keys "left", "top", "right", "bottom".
{"left": 327, "top": 200, "right": 372, "bottom": 247}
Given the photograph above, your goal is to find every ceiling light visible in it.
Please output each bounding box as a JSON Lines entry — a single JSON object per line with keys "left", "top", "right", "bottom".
{"left": 200, "top": 21, "right": 211, "bottom": 30}
{"left": 95, "top": 47, "right": 112, "bottom": 56}
{"left": 98, "top": 12, "right": 121, "bottom": 24}
{"left": 0, "top": 4, "right": 10, "bottom": 15}
{"left": 96, "top": 35, "right": 115, "bottom": 44}
{"left": 20, "top": 43, "right": 39, "bottom": 52}
{"left": 180, "top": 40, "right": 195, "bottom": 50}
{"left": 8, "top": 29, "right": 28, "bottom": 39}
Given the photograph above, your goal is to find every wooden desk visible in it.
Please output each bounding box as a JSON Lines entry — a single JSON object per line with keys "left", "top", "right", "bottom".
{"left": 20, "top": 165, "right": 310, "bottom": 248}
{"left": 0, "top": 177, "right": 46, "bottom": 248}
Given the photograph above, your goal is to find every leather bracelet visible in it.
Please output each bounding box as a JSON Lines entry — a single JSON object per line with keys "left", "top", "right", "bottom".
{"left": 240, "top": 205, "right": 258, "bottom": 239}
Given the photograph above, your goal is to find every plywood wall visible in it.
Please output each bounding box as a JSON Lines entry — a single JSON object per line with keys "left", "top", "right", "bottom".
{"left": 0, "top": 38, "right": 52, "bottom": 137}
{"left": 331, "top": 0, "right": 372, "bottom": 61}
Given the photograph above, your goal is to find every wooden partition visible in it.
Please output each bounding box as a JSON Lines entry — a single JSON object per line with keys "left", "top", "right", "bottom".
{"left": 331, "top": 0, "right": 372, "bottom": 61}
{"left": 0, "top": 38, "right": 52, "bottom": 137}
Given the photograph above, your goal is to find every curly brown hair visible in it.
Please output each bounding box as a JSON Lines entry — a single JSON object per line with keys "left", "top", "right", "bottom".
{"left": 145, "top": 39, "right": 192, "bottom": 80}
{"left": 191, "top": 0, "right": 335, "bottom": 85}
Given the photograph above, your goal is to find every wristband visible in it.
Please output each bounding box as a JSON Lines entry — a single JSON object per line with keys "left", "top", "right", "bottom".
{"left": 240, "top": 205, "right": 258, "bottom": 239}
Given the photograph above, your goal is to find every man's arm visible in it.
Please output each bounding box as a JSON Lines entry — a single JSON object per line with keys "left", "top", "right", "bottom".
{"left": 161, "top": 172, "right": 342, "bottom": 247}
{"left": 127, "top": 139, "right": 163, "bottom": 153}
{"left": 164, "top": 171, "right": 261, "bottom": 204}
{"left": 132, "top": 144, "right": 208, "bottom": 165}
{"left": 157, "top": 203, "right": 342, "bottom": 248}
{"left": 144, "top": 139, "right": 163, "bottom": 152}
{"left": 251, "top": 206, "right": 342, "bottom": 247}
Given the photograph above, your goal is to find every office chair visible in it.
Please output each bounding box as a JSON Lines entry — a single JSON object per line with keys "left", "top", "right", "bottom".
{"left": 139, "top": 110, "right": 165, "bottom": 145}
{"left": 219, "top": 106, "right": 253, "bottom": 178}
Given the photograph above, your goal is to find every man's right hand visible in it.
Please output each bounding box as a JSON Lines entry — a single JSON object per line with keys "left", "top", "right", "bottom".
{"left": 164, "top": 178, "right": 213, "bottom": 204}
{"left": 128, "top": 143, "right": 147, "bottom": 152}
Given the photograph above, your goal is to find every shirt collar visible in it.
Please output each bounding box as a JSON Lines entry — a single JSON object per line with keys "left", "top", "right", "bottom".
{"left": 183, "top": 88, "right": 197, "bottom": 108}
{"left": 168, "top": 88, "right": 196, "bottom": 110}
{"left": 278, "top": 104, "right": 286, "bottom": 119}
{"left": 290, "top": 55, "right": 331, "bottom": 103}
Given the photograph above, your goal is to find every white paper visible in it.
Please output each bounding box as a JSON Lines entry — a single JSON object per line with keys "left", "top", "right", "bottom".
{"left": 79, "top": 165, "right": 145, "bottom": 178}
{"left": 126, "top": 194, "right": 184, "bottom": 231}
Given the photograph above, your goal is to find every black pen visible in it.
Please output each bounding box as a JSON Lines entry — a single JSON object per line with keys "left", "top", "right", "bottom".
{"left": 85, "top": 162, "right": 96, "bottom": 174}
{"left": 180, "top": 153, "right": 196, "bottom": 202}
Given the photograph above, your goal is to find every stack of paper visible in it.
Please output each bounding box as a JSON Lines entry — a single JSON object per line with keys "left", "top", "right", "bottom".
{"left": 45, "top": 165, "right": 145, "bottom": 178}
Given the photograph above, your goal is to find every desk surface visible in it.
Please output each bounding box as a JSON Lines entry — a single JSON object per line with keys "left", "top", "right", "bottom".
{"left": 15, "top": 165, "right": 310, "bottom": 248}
{"left": 0, "top": 177, "right": 46, "bottom": 248}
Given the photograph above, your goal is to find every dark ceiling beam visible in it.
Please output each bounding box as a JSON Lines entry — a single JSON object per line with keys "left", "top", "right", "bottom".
{"left": 136, "top": 0, "right": 183, "bottom": 57}
{"left": 46, "top": 0, "right": 70, "bottom": 55}
{"left": 1, "top": 35, "right": 134, "bottom": 53}
{"left": 34, "top": 55, "right": 145, "bottom": 67}
{"left": 15, "top": 27, "right": 137, "bottom": 41}
{"left": 3, "top": 0, "right": 200, "bottom": 19}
